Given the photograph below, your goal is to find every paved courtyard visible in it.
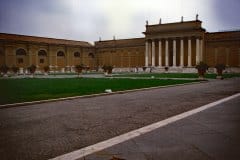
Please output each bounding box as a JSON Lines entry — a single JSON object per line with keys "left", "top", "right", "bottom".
{"left": 83, "top": 94, "right": 240, "bottom": 160}
{"left": 0, "top": 78, "right": 239, "bottom": 160}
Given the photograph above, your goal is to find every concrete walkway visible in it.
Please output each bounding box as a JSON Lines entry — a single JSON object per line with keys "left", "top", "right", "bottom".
{"left": 83, "top": 94, "right": 240, "bottom": 160}
{"left": 0, "top": 78, "right": 239, "bottom": 160}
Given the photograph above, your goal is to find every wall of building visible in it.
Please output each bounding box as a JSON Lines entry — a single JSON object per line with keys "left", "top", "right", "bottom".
{"left": 1, "top": 29, "right": 240, "bottom": 74}
{"left": 0, "top": 37, "right": 95, "bottom": 72}
{"left": 95, "top": 38, "right": 145, "bottom": 69}
{"left": 205, "top": 31, "right": 240, "bottom": 67}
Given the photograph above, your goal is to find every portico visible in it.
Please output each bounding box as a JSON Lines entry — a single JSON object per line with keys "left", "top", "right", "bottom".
{"left": 143, "top": 20, "right": 205, "bottom": 68}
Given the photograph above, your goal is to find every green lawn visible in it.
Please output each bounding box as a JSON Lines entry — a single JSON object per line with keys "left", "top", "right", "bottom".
{"left": 0, "top": 78, "right": 197, "bottom": 105}
{"left": 113, "top": 73, "right": 240, "bottom": 79}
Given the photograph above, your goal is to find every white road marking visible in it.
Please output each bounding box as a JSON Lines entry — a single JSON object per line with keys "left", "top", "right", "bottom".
{"left": 50, "top": 93, "right": 240, "bottom": 160}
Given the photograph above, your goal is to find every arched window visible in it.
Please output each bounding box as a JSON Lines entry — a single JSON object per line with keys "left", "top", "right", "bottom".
{"left": 38, "top": 50, "right": 47, "bottom": 56}
{"left": 16, "top": 48, "right": 27, "bottom": 56}
{"left": 88, "top": 52, "right": 94, "bottom": 58}
{"left": 74, "top": 52, "right": 80, "bottom": 57}
{"left": 57, "top": 51, "right": 65, "bottom": 57}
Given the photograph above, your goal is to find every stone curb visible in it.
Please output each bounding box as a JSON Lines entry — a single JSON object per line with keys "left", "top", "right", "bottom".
{"left": 107, "top": 77, "right": 200, "bottom": 80}
{"left": 0, "top": 81, "right": 207, "bottom": 109}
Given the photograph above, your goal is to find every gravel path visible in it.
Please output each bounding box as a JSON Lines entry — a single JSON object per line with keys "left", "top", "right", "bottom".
{"left": 0, "top": 78, "right": 239, "bottom": 160}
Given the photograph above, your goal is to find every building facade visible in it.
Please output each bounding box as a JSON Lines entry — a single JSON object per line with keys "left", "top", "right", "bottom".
{"left": 144, "top": 20, "right": 205, "bottom": 69}
{"left": 0, "top": 34, "right": 95, "bottom": 73}
{"left": 95, "top": 38, "right": 145, "bottom": 71}
{"left": 0, "top": 19, "right": 240, "bottom": 73}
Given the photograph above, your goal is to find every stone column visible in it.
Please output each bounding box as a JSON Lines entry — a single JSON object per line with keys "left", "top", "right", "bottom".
{"left": 120, "top": 53, "right": 123, "bottom": 67}
{"left": 35, "top": 51, "right": 38, "bottom": 67}
{"left": 214, "top": 48, "right": 218, "bottom": 65}
{"left": 158, "top": 40, "right": 162, "bottom": 67}
{"left": 110, "top": 52, "right": 113, "bottom": 65}
{"left": 226, "top": 48, "right": 229, "bottom": 67}
{"left": 4, "top": 47, "right": 7, "bottom": 65}
{"left": 55, "top": 52, "right": 58, "bottom": 67}
{"left": 55, "top": 53, "right": 58, "bottom": 66}
{"left": 152, "top": 40, "right": 155, "bottom": 66}
{"left": 49, "top": 53, "right": 52, "bottom": 67}
{"left": 47, "top": 46, "right": 51, "bottom": 67}
{"left": 173, "top": 39, "right": 176, "bottom": 67}
{"left": 196, "top": 38, "right": 200, "bottom": 64}
{"left": 188, "top": 38, "right": 192, "bottom": 67}
{"left": 67, "top": 49, "right": 71, "bottom": 72}
{"left": 165, "top": 39, "right": 169, "bottom": 66}
{"left": 180, "top": 39, "right": 184, "bottom": 67}
{"left": 67, "top": 48, "right": 70, "bottom": 67}
{"left": 148, "top": 41, "right": 152, "bottom": 65}
{"left": 27, "top": 45, "right": 31, "bottom": 66}
{"left": 145, "top": 41, "right": 149, "bottom": 66}
{"left": 200, "top": 39, "right": 203, "bottom": 62}
{"left": 128, "top": 52, "right": 131, "bottom": 67}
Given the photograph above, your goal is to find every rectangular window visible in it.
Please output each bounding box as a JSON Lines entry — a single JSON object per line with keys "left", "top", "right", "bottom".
{"left": 40, "top": 59, "right": 44, "bottom": 63}
{"left": 18, "top": 58, "right": 23, "bottom": 64}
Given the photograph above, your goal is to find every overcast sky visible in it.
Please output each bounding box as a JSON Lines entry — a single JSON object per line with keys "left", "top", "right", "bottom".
{"left": 0, "top": 0, "right": 240, "bottom": 43}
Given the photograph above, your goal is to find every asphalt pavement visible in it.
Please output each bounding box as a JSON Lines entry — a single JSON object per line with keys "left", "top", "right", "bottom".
{"left": 0, "top": 78, "right": 239, "bottom": 160}
{"left": 83, "top": 94, "right": 240, "bottom": 160}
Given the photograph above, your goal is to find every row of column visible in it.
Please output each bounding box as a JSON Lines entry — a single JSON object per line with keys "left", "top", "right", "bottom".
{"left": 145, "top": 37, "right": 203, "bottom": 67}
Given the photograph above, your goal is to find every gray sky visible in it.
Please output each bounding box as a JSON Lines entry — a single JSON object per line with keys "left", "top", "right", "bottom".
{"left": 0, "top": 0, "right": 240, "bottom": 43}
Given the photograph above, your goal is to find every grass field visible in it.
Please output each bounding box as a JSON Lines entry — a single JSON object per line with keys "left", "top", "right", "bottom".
{"left": 113, "top": 73, "right": 240, "bottom": 79}
{"left": 0, "top": 78, "right": 197, "bottom": 105}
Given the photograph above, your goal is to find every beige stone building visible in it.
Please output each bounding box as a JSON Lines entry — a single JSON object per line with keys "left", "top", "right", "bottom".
{"left": 0, "top": 34, "right": 95, "bottom": 73}
{"left": 95, "top": 38, "right": 145, "bottom": 71}
{"left": 0, "top": 18, "right": 240, "bottom": 73}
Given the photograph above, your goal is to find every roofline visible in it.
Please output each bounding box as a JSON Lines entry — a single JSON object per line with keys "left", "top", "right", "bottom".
{"left": 0, "top": 32, "right": 92, "bottom": 46}
{"left": 206, "top": 30, "right": 240, "bottom": 34}
{"left": 146, "top": 20, "right": 202, "bottom": 27}
{"left": 142, "top": 28, "right": 206, "bottom": 35}
{"left": 94, "top": 37, "right": 144, "bottom": 43}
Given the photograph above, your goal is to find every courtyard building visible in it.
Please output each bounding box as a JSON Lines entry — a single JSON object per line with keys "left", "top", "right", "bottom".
{"left": 0, "top": 18, "right": 240, "bottom": 73}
